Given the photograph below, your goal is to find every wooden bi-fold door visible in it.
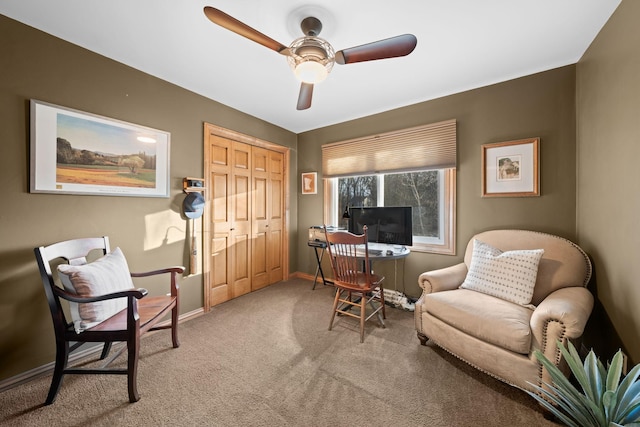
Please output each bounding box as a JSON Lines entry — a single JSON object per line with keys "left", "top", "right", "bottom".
{"left": 252, "top": 146, "right": 284, "bottom": 290}
{"left": 204, "top": 124, "right": 287, "bottom": 310}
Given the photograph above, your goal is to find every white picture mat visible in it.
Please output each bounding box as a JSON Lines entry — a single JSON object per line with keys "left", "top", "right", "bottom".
{"left": 483, "top": 139, "right": 539, "bottom": 196}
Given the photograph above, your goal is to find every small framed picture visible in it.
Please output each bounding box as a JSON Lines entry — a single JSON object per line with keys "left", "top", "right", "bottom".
{"left": 301, "top": 172, "right": 317, "bottom": 195}
{"left": 481, "top": 137, "right": 540, "bottom": 197}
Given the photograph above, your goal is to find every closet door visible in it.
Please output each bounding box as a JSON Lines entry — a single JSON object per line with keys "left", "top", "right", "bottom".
{"left": 251, "top": 146, "right": 270, "bottom": 290}
{"left": 230, "top": 141, "right": 252, "bottom": 298}
{"left": 207, "top": 137, "right": 253, "bottom": 304}
{"left": 208, "top": 135, "right": 233, "bottom": 306}
{"left": 267, "top": 150, "right": 284, "bottom": 283}
{"left": 204, "top": 123, "right": 289, "bottom": 310}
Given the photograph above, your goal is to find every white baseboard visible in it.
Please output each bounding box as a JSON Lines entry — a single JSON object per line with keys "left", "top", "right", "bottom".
{"left": 0, "top": 308, "right": 204, "bottom": 394}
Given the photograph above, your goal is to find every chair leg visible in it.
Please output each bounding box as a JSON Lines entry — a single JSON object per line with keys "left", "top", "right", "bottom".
{"left": 359, "top": 293, "right": 366, "bottom": 343}
{"left": 45, "top": 339, "right": 69, "bottom": 405}
{"left": 379, "top": 285, "right": 386, "bottom": 319}
{"left": 171, "top": 305, "right": 180, "bottom": 348}
{"left": 328, "top": 288, "right": 341, "bottom": 331}
{"left": 127, "top": 333, "right": 141, "bottom": 403}
{"left": 370, "top": 299, "right": 385, "bottom": 328}
{"left": 100, "top": 342, "right": 112, "bottom": 360}
{"left": 417, "top": 332, "right": 430, "bottom": 346}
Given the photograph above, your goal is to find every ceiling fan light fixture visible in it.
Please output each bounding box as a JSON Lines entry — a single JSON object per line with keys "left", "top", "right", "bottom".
{"left": 294, "top": 60, "right": 328, "bottom": 83}
{"left": 287, "top": 36, "right": 335, "bottom": 84}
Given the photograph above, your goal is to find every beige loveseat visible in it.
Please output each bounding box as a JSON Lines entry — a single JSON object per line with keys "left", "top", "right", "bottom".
{"left": 415, "top": 229, "right": 593, "bottom": 394}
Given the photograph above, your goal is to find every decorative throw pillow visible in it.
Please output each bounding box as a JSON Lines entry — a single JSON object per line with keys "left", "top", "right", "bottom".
{"left": 58, "top": 247, "right": 134, "bottom": 333}
{"left": 460, "top": 239, "right": 544, "bottom": 306}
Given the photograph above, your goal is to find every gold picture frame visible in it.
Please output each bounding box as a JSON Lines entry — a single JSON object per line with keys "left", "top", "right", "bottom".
{"left": 301, "top": 172, "right": 317, "bottom": 195}
{"left": 481, "top": 137, "right": 540, "bottom": 197}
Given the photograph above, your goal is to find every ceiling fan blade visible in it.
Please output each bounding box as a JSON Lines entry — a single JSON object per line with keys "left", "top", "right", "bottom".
{"left": 297, "top": 83, "right": 314, "bottom": 110}
{"left": 335, "top": 34, "right": 417, "bottom": 65}
{"left": 203, "top": 7, "right": 289, "bottom": 54}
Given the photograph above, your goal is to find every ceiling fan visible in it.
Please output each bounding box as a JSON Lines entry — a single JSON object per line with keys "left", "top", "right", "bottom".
{"left": 203, "top": 7, "right": 417, "bottom": 110}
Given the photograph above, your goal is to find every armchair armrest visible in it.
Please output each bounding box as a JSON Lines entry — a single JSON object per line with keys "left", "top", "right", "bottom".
{"left": 53, "top": 286, "right": 148, "bottom": 303}
{"left": 130, "top": 266, "right": 185, "bottom": 278}
{"left": 418, "top": 263, "right": 468, "bottom": 294}
{"left": 530, "top": 287, "right": 594, "bottom": 355}
{"left": 130, "top": 266, "right": 185, "bottom": 297}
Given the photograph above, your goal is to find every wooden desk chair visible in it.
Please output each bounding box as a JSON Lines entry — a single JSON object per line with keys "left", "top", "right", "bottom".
{"left": 34, "top": 236, "right": 184, "bottom": 404}
{"left": 324, "top": 225, "right": 386, "bottom": 343}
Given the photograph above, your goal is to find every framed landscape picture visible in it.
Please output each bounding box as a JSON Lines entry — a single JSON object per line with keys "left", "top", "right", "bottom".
{"left": 30, "top": 99, "right": 170, "bottom": 197}
{"left": 481, "top": 137, "right": 540, "bottom": 197}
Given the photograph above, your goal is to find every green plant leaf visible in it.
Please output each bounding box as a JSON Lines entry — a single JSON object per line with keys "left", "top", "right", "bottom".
{"left": 561, "top": 341, "right": 597, "bottom": 400}
{"left": 557, "top": 342, "right": 607, "bottom": 425}
{"left": 603, "top": 390, "right": 617, "bottom": 421}
{"left": 618, "top": 397, "right": 640, "bottom": 424}
{"left": 606, "top": 350, "right": 623, "bottom": 393}
{"left": 585, "top": 350, "right": 605, "bottom": 407}
{"left": 526, "top": 387, "right": 587, "bottom": 427}
{"left": 551, "top": 385, "right": 601, "bottom": 426}
{"left": 534, "top": 349, "right": 584, "bottom": 402}
{"left": 531, "top": 350, "right": 601, "bottom": 426}
{"left": 614, "top": 364, "right": 640, "bottom": 420}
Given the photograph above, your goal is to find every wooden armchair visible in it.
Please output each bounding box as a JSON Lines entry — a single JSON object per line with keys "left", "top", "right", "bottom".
{"left": 34, "top": 236, "right": 185, "bottom": 404}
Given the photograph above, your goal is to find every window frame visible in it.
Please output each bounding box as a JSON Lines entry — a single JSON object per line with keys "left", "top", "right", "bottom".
{"left": 323, "top": 168, "right": 456, "bottom": 255}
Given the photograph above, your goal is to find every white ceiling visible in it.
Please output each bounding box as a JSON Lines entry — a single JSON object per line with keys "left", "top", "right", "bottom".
{"left": 0, "top": 1, "right": 621, "bottom": 134}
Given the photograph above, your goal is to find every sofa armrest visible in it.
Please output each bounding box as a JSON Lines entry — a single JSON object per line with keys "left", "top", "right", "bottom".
{"left": 418, "top": 263, "right": 468, "bottom": 294}
{"left": 530, "top": 287, "right": 594, "bottom": 362}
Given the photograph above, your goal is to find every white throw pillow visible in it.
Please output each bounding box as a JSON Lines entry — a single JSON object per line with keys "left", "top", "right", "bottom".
{"left": 58, "top": 247, "right": 134, "bottom": 333}
{"left": 460, "top": 239, "right": 544, "bottom": 306}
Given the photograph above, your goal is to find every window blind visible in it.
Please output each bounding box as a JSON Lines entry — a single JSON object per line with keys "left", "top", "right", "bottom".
{"left": 322, "top": 119, "right": 456, "bottom": 178}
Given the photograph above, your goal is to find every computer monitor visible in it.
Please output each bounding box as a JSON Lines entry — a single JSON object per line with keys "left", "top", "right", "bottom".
{"left": 347, "top": 206, "right": 413, "bottom": 246}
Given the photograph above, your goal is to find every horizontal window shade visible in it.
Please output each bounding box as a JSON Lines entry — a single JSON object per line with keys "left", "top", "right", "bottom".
{"left": 322, "top": 119, "right": 456, "bottom": 178}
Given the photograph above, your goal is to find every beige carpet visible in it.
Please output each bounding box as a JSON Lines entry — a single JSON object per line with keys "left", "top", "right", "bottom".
{"left": 0, "top": 278, "right": 557, "bottom": 426}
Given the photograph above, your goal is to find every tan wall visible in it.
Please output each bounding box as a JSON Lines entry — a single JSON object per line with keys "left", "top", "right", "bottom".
{"left": 0, "top": 15, "right": 297, "bottom": 381}
{"left": 298, "top": 66, "right": 578, "bottom": 299}
{"left": 577, "top": 0, "right": 640, "bottom": 363}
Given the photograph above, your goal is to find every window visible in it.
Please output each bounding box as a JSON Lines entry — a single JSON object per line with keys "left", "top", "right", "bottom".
{"left": 321, "top": 119, "right": 457, "bottom": 254}
{"left": 324, "top": 169, "right": 455, "bottom": 254}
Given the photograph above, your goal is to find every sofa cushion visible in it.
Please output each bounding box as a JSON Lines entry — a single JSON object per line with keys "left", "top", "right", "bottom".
{"left": 424, "top": 289, "right": 533, "bottom": 354}
{"left": 58, "top": 247, "right": 134, "bottom": 333}
{"left": 460, "top": 239, "right": 544, "bottom": 306}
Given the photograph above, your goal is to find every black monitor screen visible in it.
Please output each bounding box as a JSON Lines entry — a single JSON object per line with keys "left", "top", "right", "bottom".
{"left": 348, "top": 206, "right": 413, "bottom": 246}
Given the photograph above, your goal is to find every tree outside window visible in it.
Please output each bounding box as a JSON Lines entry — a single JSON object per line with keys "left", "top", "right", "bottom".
{"left": 338, "top": 170, "right": 441, "bottom": 240}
